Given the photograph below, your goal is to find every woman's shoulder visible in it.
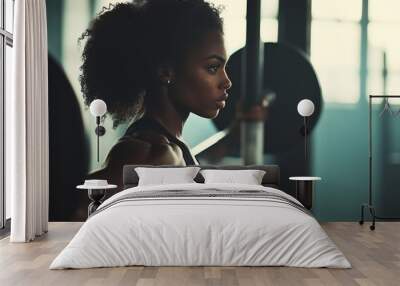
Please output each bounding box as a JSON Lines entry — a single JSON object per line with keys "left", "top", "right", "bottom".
{"left": 106, "top": 130, "right": 185, "bottom": 166}
{"left": 88, "top": 131, "right": 186, "bottom": 188}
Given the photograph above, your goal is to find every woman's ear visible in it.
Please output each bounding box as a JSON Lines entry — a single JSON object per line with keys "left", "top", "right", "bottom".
{"left": 157, "top": 63, "right": 175, "bottom": 85}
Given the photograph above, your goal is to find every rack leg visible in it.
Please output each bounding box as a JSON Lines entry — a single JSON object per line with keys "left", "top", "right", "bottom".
{"left": 359, "top": 204, "right": 377, "bottom": 230}
{"left": 359, "top": 204, "right": 364, "bottom": 225}
{"left": 369, "top": 206, "right": 376, "bottom": 231}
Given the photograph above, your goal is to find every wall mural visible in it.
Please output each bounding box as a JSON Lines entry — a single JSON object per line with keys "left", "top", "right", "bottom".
{"left": 47, "top": 0, "right": 400, "bottom": 222}
{"left": 45, "top": 0, "right": 326, "bottom": 222}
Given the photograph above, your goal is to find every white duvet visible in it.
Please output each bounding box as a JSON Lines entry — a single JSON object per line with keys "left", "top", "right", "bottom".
{"left": 50, "top": 183, "right": 351, "bottom": 269}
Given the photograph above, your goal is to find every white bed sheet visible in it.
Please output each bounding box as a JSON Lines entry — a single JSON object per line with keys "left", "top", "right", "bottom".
{"left": 50, "top": 183, "right": 351, "bottom": 269}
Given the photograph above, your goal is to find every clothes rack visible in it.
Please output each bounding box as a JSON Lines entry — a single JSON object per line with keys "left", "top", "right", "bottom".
{"left": 359, "top": 95, "right": 400, "bottom": 230}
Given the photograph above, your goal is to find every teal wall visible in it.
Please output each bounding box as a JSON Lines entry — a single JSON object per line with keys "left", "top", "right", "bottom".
{"left": 312, "top": 105, "right": 368, "bottom": 221}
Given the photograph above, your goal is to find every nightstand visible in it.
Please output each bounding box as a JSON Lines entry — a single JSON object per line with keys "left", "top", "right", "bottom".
{"left": 289, "top": 176, "right": 321, "bottom": 210}
{"left": 77, "top": 183, "right": 117, "bottom": 217}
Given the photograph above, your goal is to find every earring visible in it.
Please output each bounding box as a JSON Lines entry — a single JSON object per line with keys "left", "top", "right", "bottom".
{"left": 166, "top": 79, "right": 171, "bottom": 85}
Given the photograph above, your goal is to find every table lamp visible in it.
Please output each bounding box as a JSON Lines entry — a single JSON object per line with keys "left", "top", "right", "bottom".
{"left": 89, "top": 99, "right": 107, "bottom": 162}
{"left": 297, "top": 99, "right": 315, "bottom": 173}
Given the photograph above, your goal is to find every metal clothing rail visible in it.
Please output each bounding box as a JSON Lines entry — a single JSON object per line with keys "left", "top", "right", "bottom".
{"left": 360, "top": 95, "right": 400, "bottom": 230}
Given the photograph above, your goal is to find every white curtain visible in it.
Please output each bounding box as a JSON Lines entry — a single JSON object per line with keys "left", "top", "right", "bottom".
{"left": 8, "top": 0, "right": 49, "bottom": 242}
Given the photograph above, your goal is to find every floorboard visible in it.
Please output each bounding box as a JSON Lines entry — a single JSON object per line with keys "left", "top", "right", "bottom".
{"left": 0, "top": 222, "right": 399, "bottom": 286}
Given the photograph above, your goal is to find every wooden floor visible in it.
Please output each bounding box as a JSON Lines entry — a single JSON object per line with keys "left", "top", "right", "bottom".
{"left": 0, "top": 222, "right": 399, "bottom": 286}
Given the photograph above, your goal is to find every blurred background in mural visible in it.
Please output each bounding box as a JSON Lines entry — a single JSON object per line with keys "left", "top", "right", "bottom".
{"left": 46, "top": 0, "right": 400, "bottom": 221}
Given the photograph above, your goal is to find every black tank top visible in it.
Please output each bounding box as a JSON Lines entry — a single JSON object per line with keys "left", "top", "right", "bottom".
{"left": 123, "top": 117, "right": 199, "bottom": 165}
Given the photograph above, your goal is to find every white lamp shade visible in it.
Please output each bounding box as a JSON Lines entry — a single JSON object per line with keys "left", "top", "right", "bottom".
{"left": 297, "top": 99, "right": 315, "bottom": 117}
{"left": 90, "top": 99, "right": 107, "bottom": 117}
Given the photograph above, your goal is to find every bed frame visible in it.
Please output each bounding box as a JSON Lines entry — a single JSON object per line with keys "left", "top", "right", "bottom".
{"left": 123, "top": 165, "right": 280, "bottom": 190}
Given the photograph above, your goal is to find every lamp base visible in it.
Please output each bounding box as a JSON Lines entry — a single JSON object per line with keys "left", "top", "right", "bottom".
{"left": 95, "top": 126, "right": 106, "bottom": 136}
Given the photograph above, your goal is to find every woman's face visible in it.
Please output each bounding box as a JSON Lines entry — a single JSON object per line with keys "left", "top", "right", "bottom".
{"left": 171, "top": 30, "right": 232, "bottom": 119}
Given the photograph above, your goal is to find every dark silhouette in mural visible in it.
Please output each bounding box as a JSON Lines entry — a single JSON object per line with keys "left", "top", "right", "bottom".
{"left": 48, "top": 54, "right": 90, "bottom": 221}
{"left": 206, "top": 42, "right": 322, "bottom": 196}
{"left": 216, "top": 43, "right": 322, "bottom": 154}
{"left": 79, "top": 1, "right": 232, "bottom": 192}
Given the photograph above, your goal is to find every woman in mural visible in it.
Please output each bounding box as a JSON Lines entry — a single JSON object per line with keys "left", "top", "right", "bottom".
{"left": 80, "top": 0, "right": 232, "bottom": 189}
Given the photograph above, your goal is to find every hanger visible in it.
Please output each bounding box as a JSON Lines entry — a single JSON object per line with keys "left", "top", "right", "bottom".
{"left": 379, "top": 97, "right": 395, "bottom": 117}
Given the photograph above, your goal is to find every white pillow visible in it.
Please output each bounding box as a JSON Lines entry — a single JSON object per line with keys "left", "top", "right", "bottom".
{"left": 200, "top": 169, "right": 266, "bottom": 185}
{"left": 135, "top": 167, "right": 200, "bottom": 186}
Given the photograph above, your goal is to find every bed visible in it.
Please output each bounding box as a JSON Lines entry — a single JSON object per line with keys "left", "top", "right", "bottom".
{"left": 50, "top": 165, "right": 351, "bottom": 269}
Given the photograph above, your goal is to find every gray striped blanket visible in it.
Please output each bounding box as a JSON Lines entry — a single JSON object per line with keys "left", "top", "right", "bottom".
{"left": 90, "top": 189, "right": 310, "bottom": 218}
